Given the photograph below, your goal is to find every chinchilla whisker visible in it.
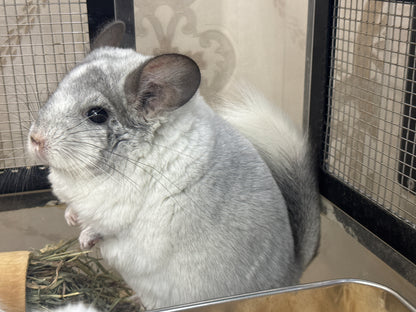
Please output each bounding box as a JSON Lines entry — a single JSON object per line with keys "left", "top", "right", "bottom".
{"left": 67, "top": 150, "right": 122, "bottom": 183}
{"left": 60, "top": 152, "right": 117, "bottom": 190}
{"left": 61, "top": 130, "right": 209, "bottom": 218}
{"left": 17, "top": 76, "right": 44, "bottom": 120}
{"left": 47, "top": 115, "right": 92, "bottom": 142}
{"left": 14, "top": 97, "right": 37, "bottom": 120}
{"left": 1, "top": 149, "right": 19, "bottom": 160}
{"left": 55, "top": 116, "right": 200, "bottom": 165}
{"left": 63, "top": 116, "right": 95, "bottom": 133}
{"left": 3, "top": 66, "right": 44, "bottom": 119}
{"left": 63, "top": 126, "right": 203, "bottom": 165}
{"left": 62, "top": 130, "right": 103, "bottom": 139}
{"left": 107, "top": 155, "right": 209, "bottom": 219}
{"left": 51, "top": 119, "right": 97, "bottom": 147}
{"left": 72, "top": 148, "right": 197, "bottom": 216}
{"left": 20, "top": 124, "right": 30, "bottom": 131}
{"left": 80, "top": 142, "right": 182, "bottom": 193}
{"left": 72, "top": 142, "right": 207, "bottom": 218}
{"left": 65, "top": 142, "right": 163, "bottom": 191}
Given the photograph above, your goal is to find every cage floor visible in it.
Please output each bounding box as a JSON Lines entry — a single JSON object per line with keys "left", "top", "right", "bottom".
{"left": 0, "top": 203, "right": 415, "bottom": 307}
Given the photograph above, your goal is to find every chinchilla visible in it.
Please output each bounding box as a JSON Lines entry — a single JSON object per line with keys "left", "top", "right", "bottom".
{"left": 27, "top": 21, "right": 320, "bottom": 310}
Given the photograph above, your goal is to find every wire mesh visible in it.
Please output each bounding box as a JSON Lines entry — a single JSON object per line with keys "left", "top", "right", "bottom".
{"left": 0, "top": 0, "right": 89, "bottom": 170}
{"left": 324, "top": 0, "right": 416, "bottom": 227}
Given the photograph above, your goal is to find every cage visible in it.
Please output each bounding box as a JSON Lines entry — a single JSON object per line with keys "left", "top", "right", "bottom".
{"left": 0, "top": 0, "right": 415, "bottom": 310}
{"left": 0, "top": 0, "right": 135, "bottom": 199}
{"left": 306, "top": 0, "right": 416, "bottom": 286}
{"left": 0, "top": 0, "right": 90, "bottom": 194}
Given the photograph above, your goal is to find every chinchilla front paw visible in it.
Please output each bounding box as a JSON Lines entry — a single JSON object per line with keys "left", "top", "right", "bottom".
{"left": 65, "top": 205, "right": 79, "bottom": 226}
{"left": 79, "top": 227, "right": 102, "bottom": 250}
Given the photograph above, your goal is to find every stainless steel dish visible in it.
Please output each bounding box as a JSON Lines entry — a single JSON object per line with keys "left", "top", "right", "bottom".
{"left": 153, "top": 279, "right": 416, "bottom": 312}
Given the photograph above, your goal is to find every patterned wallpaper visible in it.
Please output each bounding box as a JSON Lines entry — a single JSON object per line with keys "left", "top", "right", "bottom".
{"left": 0, "top": 0, "right": 308, "bottom": 170}
{"left": 133, "top": 0, "right": 308, "bottom": 126}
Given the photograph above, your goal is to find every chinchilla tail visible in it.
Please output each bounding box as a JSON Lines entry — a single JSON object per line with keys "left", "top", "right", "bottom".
{"left": 214, "top": 85, "right": 321, "bottom": 269}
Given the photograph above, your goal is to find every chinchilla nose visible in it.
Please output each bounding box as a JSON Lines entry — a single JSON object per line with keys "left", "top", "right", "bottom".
{"left": 30, "top": 132, "right": 46, "bottom": 150}
{"left": 28, "top": 129, "right": 49, "bottom": 163}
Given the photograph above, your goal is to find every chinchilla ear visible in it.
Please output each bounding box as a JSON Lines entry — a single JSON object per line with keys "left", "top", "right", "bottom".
{"left": 124, "top": 53, "right": 201, "bottom": 119}
{"left": 91, "top": 21, "right": 126, "bottom": 50}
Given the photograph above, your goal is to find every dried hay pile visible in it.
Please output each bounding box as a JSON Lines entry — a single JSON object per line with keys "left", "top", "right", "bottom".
{"left": 26, "top": 239, "right": 143, "bottom": 312}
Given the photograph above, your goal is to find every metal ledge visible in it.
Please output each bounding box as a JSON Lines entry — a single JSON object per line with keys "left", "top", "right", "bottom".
{"left": 153, "top": 279, "right": 416, "bottom": 312}
{"left": 0, "top": 190, "right": 57, "bottom": 212}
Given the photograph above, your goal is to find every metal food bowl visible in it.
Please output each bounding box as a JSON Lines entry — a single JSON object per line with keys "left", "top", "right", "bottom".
{"left": 154, "top": 279, "right": 416, "bottom": 312}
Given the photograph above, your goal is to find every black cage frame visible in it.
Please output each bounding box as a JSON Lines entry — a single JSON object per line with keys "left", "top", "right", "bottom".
{"left": 0, "top": 0, "right": 135, "bottom": 202}
{"left": 307, "top": 0, "right": 416, "bottom": 284}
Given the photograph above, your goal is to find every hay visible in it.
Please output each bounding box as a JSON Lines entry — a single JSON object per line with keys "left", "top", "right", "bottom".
{"left": 26, "top": 239, "right": 143, "bottom": 312}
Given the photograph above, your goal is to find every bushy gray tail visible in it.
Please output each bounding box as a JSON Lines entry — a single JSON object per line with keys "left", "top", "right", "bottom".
{"left": 214, "top": 86, "right": 321, "bottom": 269}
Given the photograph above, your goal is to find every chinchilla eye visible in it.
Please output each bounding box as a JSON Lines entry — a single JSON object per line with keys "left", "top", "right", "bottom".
{"left": 87, "top": 107, "right": 108, "bottom": 124}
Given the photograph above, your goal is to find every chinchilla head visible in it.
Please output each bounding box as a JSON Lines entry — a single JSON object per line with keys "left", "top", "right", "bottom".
{"left": 28, "top": 21, "right": 201, "bottom": 176}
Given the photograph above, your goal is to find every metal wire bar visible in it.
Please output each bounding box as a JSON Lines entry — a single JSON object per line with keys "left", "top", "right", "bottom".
{"left": 0, "top": 0, "right": 89, "bottom": 169}
{"left": 324, "top": 0, "right": 416, "bottom": 227}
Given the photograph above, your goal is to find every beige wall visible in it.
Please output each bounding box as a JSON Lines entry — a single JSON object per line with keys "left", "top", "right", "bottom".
{"left": 133, "top": 0, "right": 308, "bottom": 129}
{"left": 0, "top": 0, "right": 309, "bottom": 170}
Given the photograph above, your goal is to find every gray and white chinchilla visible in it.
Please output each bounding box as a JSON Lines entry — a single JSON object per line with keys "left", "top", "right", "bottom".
{"left": 27, "top": 21, "right": 320, "bottom": 310}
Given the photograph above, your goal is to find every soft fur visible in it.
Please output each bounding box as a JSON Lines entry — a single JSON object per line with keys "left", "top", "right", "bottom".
{"left": 215, "top": 87, "right": 321, "bottom": 268}
{"left": 27, "top": 23, "right": 320, "bottom": 310}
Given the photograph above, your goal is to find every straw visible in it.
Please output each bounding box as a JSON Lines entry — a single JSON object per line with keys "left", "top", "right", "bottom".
{"left": 26, "top": 238, "right": 143, "bottom": 311}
